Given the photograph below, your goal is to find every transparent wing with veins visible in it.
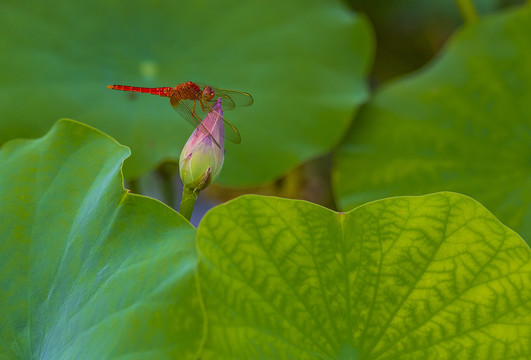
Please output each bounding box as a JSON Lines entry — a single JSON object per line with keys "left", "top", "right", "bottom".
{"left": 170, "top": 96, "right": 242, "bottom": 144}
{"left": 170, "top": 97, "right": 221, "bottom": 148}
{"left": 195, "top": 83, "right": 254, "bottom": 110}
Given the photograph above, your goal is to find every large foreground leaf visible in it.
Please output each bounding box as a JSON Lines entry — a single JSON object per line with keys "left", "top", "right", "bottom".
{"left": 0, "top": 0, "right": 373, "bottom": 186}
{"left": 196, "top": 193, "right": 531, "bottom": 359}
{"left": 333, "top": 5, "right": 531, "bottom": 240}
{"left": 0, "top": 120, "right": 202, "bottom": 359}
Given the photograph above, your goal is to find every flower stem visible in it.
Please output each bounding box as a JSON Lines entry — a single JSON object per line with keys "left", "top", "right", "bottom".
{"left": 456, "top": 0, "right": 478, "bottom": 24}
{"left": 179, "top": 185, "right": 198, "bottom": 221}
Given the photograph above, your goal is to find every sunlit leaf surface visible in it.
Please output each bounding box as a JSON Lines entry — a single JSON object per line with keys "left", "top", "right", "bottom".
{"left": 196, "top": 193, "right": 531, "bottom": 359}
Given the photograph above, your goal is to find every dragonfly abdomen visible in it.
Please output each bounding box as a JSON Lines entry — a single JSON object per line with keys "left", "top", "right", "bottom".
{"left": 107, "top": 85, "right": 173, "bottom": 97}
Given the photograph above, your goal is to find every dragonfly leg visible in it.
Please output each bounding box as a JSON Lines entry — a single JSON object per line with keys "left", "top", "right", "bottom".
{"left": 199, "top": 100, "right": 209, "bottom": 112}
{"left": 193, "top": 100, "right": 208, "bottom": 116}
{"left": 191, "top": 101, "right": 199, "bottom": 125}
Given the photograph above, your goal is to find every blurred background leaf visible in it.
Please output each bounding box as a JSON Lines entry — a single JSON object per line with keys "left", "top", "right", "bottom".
{"left": 204, "top": 0, "right": 525, "bottom": 215}
{"left": 0, "top": 0, "right": 373, "bottom": 187}
{"left": 0, "top": 119, "right": 202, "bottom": 359}
{"left": 347, "top": 0, "right": 524, "bottom": 84}
{"left": 333, "top": 5, "right": 531, "bottom": 240}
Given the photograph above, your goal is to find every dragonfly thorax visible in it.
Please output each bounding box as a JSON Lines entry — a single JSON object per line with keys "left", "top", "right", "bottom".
{"left": 174, "top": 82, "right": 202, "bottom": 100}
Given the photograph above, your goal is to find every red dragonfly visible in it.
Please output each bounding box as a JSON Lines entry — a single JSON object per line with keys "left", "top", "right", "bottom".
{"left": 107, "top": 81, "right": 253, "bottom": 145}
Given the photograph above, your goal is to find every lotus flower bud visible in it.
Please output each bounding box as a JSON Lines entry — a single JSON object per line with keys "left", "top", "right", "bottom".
{"left": 179, "top": 98, "right": 224, "bottom": 191}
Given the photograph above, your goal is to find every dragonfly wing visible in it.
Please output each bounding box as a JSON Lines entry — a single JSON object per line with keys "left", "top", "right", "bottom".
{"left": 223, "top": 117, "right": 242, "bottom": 144}
{"left": 195, "top": 82, "right": 254, "bottom": 108}
{"left": 197, "top": 99, "right": 242, "bottom": 144}
{"left": 214, "top": 88, "right": 253, "bottom": 107}
{"left": 170, "top": 97, "right": 221, "bottom": 148}
{"left": 216, "top": 92, "right": 236, "bottom": 110}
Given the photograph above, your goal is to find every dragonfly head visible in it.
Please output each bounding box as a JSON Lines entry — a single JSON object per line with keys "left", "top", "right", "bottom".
{"left": 201, "top": 86, "right": 215, "bottom": 101}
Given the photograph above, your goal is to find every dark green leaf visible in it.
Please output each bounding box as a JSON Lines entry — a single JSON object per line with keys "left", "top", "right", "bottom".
{"left": 0, "top": 0, "right": 373, "bottom": 186}
{"left": 0, "top": 120, "right": 202, "bottom": 359}
{"left": 334, "top": 5, "right": 531, "bottom": 240}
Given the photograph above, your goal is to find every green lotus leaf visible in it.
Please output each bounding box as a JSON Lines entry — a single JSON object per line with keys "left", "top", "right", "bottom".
{"left": 0, "top": 0, "right": 373, "bottom": 186}
{"left": 0, "top": 119, "right": 202, "bottom": 359}
{"left": 196, "top": 193, "right": 531, "bottom": 359}
{"left": 333, "top": 5, "right": 531, "bottom": 240}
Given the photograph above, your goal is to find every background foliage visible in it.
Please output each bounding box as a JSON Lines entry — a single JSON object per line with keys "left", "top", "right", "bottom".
{"left": 0, "top": 0, "right": 372, "bottom": 186}
{"left": 334, "top": 5, "right": 531, "bottom": 240}
{"left": 1, "top": 0, "right": 530, "bottom": 358}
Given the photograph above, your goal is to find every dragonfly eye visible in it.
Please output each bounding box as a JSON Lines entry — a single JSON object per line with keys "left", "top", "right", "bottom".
{"left": 202, "top": 86, "right": 215, "bottom": 101}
